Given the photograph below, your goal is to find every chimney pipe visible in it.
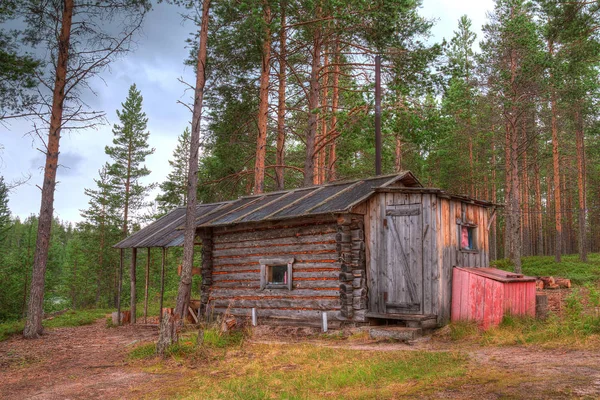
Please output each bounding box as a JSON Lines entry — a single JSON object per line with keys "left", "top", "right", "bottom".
{"left": 375, "top": 55, "right": 382, "bottom": 176}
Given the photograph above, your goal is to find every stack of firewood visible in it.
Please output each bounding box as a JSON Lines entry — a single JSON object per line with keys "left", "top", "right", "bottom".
{"left": 536, "top": 276, "right": 571, "bottom": 290}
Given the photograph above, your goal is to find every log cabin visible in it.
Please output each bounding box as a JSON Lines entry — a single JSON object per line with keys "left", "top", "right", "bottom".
{"left": 115, "top": 171, "right": 497, "bottom": 329}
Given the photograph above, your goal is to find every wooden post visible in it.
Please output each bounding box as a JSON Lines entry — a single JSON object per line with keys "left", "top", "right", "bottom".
{"left": 130, "top": 247, "right": 137, "bottom": 324}
{"left": 117, "top": 248, "right": 124, "bottom": 326}
{"left": 144, "top": 247, "right": 150, "bottom": 324}
{"left": 160, "top": 247, "right": 166, "bottom": 322}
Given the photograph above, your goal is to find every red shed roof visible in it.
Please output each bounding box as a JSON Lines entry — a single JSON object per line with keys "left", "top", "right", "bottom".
{"left": 454, "top": 267, "right": 537, "bottom": 283}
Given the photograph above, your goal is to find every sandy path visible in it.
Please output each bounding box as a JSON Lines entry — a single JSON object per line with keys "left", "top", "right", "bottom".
{"left": 0, "top": 320, "right": 159, "bottom": 400}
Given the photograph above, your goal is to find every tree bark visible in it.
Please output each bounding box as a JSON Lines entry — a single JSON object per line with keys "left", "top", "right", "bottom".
{"left": 130, "top": 247, "right": 137, "bottom": 323}
{"left": 24, "top": 0, "right": 74, "bottom": 339}
{"left": 254, "top": 0, "right": 272, "bottom": 194}
{"left": 548, "top": 39, "right": 562, "bottom": 263}
{"left": 156, "top": 309, "right": 179, "bottom": 357}
{"left": 327, "top": 36, "right": 339, "bottom": 182}
{"left": 173, "top": 0, "right": 211, "bottom": 322}
{"left": 303, "top": 15, "right": 322, "bottom": 187}
{"left": 275, "top": 0, "right": 286, "bottom": 191}
{"left": 575, "top": 104, "right": 587, "bottom": 261}
{"left": 317, "top": 48, "right": 329, "bottom": 185}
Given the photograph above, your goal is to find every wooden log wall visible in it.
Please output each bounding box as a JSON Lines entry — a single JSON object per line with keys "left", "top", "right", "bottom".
{"left": 337, "top": 214, "right": 368, "bottom": 322}
{"left": 199, "top": 228, "right": 213, "bottom": 316}
{"left": 203, "top": 216, "right": 361, "bottom": 325}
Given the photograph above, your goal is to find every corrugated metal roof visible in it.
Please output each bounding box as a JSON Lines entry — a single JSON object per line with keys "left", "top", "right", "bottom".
{"left": 192, "top": 171, "right": 420, "bottom": 228}
{"left": 113, "top": 202, "right": 229, "bottom": 249}
{"left": 114, "top": 171, "right": 420, "bottom": 249}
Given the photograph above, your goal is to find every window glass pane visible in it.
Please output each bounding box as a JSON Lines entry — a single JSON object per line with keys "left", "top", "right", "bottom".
{"left": 461, "top": 226, "right": 469, "bottom": 249}
{"left": 268, "top": 265, "right": 287, "bottom": 285}
{"left": 468, "top": 228, "right": 474, "bottom": 249}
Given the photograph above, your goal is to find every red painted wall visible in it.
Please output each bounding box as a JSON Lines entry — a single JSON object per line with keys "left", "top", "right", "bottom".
{"left": 451, "top": 267, "right": 536, "bottom": 329}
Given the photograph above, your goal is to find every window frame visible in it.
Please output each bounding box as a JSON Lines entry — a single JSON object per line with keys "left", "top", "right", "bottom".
{"left": 259, "top": 258, "right": 294, "bottom": 290}
{"left": 457, "top": 217, "right": 478, "bottom": 253}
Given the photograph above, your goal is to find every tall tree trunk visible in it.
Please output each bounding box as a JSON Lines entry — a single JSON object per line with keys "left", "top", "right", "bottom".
{"left": 303, "top": 16, "right": 322, "bottom": 187}
{"left": 504, "top": 121, "right": 512, "bottom": 262}
{"left": 509, "top": 117, "right": 522, "bottom": 273}
{"left": 575, "top": 104, "right": 587, "bottom": 261}
{"left": 521, "top": 119, "right": 530, "bottom": 257}
{"left": 173, "top": 0, "right": 211, "bottom": 322}
{"left": 23, "top": 0, "right": 74, "bottom": 339}
{"left": 327, "top": 36, "right": 339, "bottom": 182}
{"left": 491, "top": 132, "right": 497, "bottom": 261}
{"left": 548, "top": 39, "right": 562, "bottom": 263}
{"left": 317, "top": 48, "right": 329, "bottom": 185}
{"left": 275, "top": 0, "right": 286, "bottom": 191}
{"left": 533, "top": 136, "right": 544, "bottom": 256}
{"left": 254, "top": 0, "right": 272, "bottom": 194}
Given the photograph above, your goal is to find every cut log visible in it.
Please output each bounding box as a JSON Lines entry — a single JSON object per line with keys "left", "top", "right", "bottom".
{"left": 538, "top": 276, "right": 555, "bottom": 287}
{"left": 535, "top": 280, "right": 545, "bottom": 291}
{"left": 554, "top": 278, "right": 571, "bottom": 289}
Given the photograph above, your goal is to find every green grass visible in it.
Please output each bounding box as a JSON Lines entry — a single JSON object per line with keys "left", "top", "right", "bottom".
{"left": 129, "top": 325, "right": 246, "bottom": 361}
{"left": 141, "top": 343, "right": 467, "bottom": 399}
{"left": 446, "top": 296, "right": 600, "bottom": 348}
{"left": 0, "top": 320, "right": 25, "bottom": 342}
{"left": 0, "top": 308, "right": 111, "bottom": 342}
{"left": 493, "top": 253, "right": 600, "bottom": 285}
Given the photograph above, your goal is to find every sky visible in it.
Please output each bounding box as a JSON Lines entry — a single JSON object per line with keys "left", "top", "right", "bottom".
{"left": 0, "top": 0, "right": 494, "bottom": 224}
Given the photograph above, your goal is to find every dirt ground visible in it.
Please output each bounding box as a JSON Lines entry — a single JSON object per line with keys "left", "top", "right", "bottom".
{"left": 0, "top": 321, "right": 159, "bottom": 400}
{"left": 1, "top": 319, "right": 600, "bottom": 399}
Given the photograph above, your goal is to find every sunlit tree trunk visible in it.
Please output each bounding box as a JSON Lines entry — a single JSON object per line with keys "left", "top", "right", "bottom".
{"left": 254, "top": 0, "right": 272, "bottom": 194}
{"left": 24, "top": 0, "right": 73, "bottom": 339}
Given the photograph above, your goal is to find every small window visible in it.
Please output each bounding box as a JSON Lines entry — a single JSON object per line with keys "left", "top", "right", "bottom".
{"left": 259, "top": 258, "right": 294, "bottom": 290}
{"left": 267, "top": 265, "right": 288, "bottom": 285}
{"left": 461, "top": 226, "right": 475, "bottom": 250}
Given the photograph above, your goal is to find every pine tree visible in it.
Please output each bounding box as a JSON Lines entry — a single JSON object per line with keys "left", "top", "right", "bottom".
{"left": 480, "top": 0, "right": 544, "bottom": 272}
{"left": 106, "top": 83, "right": 155, "bottom": 323}
{"left": 80, "top": 164, "right": 122, "bottom": 306}
{"left": 156, "top": 127, "right": 192, "bottom": 213}
{"left": 106, "top": 83, "right": 155, "bottom": 237}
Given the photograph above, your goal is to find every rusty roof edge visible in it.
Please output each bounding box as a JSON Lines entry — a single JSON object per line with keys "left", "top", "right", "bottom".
{"left": 231, "top": 190, "right": 299, "bottom": 223}
{"left": 135, "top": 203, "right": 220, "bottom": 247}
{"left": 196, "top": 196, "right": 267, "bottom": 228}
{"left": 113, "top": 207, "right": 186, "bottom": 249}
{"left": 304, "top": 180, "right": 365, "bottom": 214}
{"left": 231, "top": 186, "right": 321, "bottom": 224}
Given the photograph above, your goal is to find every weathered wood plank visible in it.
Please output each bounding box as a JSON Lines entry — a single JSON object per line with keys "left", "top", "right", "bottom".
{"left": 209, "top": 288, "right": 340, "bottom": 298}
{"left": 213, "top": 253, "right": 339, "bottom": 267}
{"left": 213, "top": 233, "right": 337, "bottom": 250}
{"left": 213, "top": 242, "right": 337, "bottom": 258}
{"left": 213, "top": 223, "right": 337, "bottom": 244}
{"left": 211, "top": 298, "right": 340, "bottom": 310}
{"left": 210, "top": 307, "right": 331, "bottom": 320}
{"left": 213, "top": 262, "right": 341, "bottom": 272}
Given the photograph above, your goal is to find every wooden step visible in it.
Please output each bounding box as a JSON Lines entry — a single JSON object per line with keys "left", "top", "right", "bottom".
{"left": 365, "top": 312, "right": 436, "bottom": 321}
{"left": 369, "top": 326, "right": 422, "bottom": 342}
{"left": 366, "top": 312, "right": 438, "bottom": 329}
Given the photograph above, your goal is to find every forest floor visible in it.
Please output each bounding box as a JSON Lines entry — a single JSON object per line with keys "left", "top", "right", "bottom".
{"left": 1, "top": 317, "right": 600, "bottom": 399}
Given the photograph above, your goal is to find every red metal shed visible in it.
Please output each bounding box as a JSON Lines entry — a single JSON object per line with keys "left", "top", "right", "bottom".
{"left": 451, "top": 267, "right": 537, "bottom": 329}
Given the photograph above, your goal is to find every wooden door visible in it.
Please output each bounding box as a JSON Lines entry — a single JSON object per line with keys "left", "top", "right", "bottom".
{"left": 383, "top": 203, "right": 423, "bottom": 314}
